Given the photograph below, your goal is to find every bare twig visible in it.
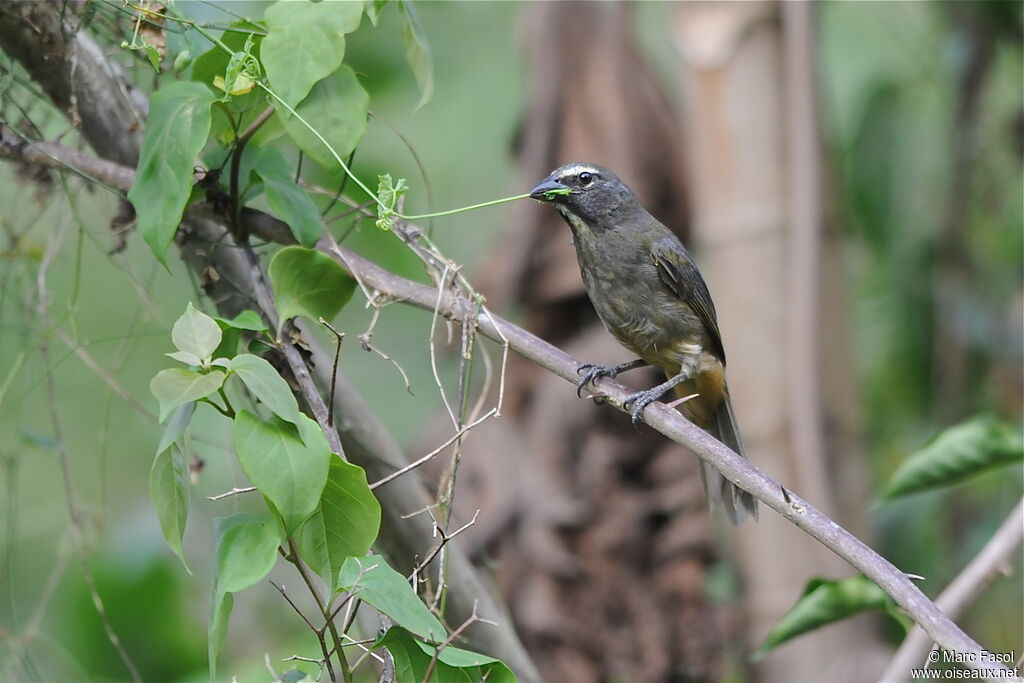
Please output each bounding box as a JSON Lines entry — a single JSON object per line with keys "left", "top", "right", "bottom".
{"left": 358, "top": 306, "right": 413, "bottom": 395}
{"left": 428, "top": 264, "right": 459, "bottom": 427}
{"left": 343, "top": 632, "right": 387, "bottom": 672}
{"left": 206, "top": 486, "right": 257, "bottom": 502}
{"left": 880, "top": 498, "right": 1024, "bottom": 682}
{"left": 270, "top": 579, "right": 338, "bottom": 682}
{"left": 319, "top": 318, "right": 345, "bottom": 427}
{"left": 285, "top": 538, "right": 350, "bottom": 682}
{"left": 422, "top": 601, "right": 498, "bottom": 682}
{"left": 411, "top": 509, "right": 480, "bottom": 590}
{"left": 369, "top": 409, "right": 497, "bottom": 490}
{"left": 269, "top": 581, "right": 319, "bottom": 633}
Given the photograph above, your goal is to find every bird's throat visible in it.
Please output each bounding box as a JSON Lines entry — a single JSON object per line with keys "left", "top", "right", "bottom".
{"left": 556, "top": 206, "right": 590, "bottom": 237}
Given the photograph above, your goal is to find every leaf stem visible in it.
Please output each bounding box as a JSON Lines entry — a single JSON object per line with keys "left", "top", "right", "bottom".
{"left": 399, "top": 193, "right": 532, "bottom": 220}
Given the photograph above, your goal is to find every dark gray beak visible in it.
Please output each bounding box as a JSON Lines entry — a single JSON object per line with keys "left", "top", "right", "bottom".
{"left": 529, "top": 177, "right": 569, "bottom": 202}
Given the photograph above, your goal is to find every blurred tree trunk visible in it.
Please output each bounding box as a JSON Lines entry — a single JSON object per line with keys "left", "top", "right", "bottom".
{"left": 437, "top": 2, "right": 893, "bottom": 681}
{"left": 448, "top": 3, "right": 737, "bottom": 681}
{"left": 672, "top": 2, "right": 888, "bottom": 681}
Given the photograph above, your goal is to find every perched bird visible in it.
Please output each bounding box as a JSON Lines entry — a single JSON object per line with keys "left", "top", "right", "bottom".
{"left": 529, "top": 162, "right": 758, "bottom": 524}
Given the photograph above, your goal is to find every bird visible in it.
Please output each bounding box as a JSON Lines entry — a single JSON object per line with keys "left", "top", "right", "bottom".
{"left": 529, "top": 162, "right": 758, "bottom": 525}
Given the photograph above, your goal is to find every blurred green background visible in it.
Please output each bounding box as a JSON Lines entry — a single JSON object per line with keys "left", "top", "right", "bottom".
{"left": 1, "top": 2, "right": 1020, "bottom": 681}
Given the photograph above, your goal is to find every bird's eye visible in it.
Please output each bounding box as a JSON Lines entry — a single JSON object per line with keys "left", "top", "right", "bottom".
{"left": 578, "top": 171, "right": 594, "bottom": 187}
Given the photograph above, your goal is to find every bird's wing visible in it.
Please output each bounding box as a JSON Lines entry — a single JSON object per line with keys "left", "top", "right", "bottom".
{"left": 650, "top": 236, "right": 726, "bottom": 364}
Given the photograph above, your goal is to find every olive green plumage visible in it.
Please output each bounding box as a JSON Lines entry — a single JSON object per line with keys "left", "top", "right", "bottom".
{"left": 530, "top": 162, "right": 758, "bottom": 525}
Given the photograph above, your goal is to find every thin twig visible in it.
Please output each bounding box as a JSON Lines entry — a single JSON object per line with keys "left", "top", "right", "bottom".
{"left": 285, "top": 538, "right": 351, "bottom": 682}
{"left": 428, "top": 264, "right": 459, "bottom": 427}
{"left": 269, "top": 580, "right": 319, "bottom": 633}
{"left": 359, "top": 306, "right": 413, "bottom": 395}
{"left": 476, "top": 306, "right": 510, "bottom": 417}
{"left": 270, "top": 578, "right": 338, "bottom": 683}
{"left": 880, "top": 498, "right": 1024, "bottom": 682}
{"left": 369, "top": 409, "right": 496, "bottom": 490}
{"left": 422, "top": 601, "right": 497, "bottom": 682}
{"left": 206, "top": 486, "right": 257, "bottom": 502}
{"left": 410, "top": 509, "right": 480, "bottom": 587}
{"left": 319, "top": 318, "right": 345, "bottom": 427}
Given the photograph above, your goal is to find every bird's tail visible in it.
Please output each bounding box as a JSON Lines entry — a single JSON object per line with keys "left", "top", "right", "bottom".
{"left": 676, "top": 381, "right": 759, "bottom": 525}
{"left": 702, "top": 395, "right": 758, "bottom": 525}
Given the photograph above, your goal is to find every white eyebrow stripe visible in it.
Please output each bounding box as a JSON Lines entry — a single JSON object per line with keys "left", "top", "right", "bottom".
{"left": 557, "top": 163, "right": 601, "bottom": 178}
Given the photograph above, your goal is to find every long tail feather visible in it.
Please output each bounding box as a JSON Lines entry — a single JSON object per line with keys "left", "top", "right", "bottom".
{"left": 703, "top": 395, "right": 758, "bottom": 525}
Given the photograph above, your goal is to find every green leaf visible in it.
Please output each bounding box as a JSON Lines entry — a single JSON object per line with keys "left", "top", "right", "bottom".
{"left": 214, "top": 512, "right": 283, "bottom": 594}
{"left": 208, "top": 590, "right": 233, "bottom": 679}
{"left": 277, "top": 65, "right": 369, "bottom": 171}
{"left": 191, "top": 26, "right": 267, "bottom": 146}
{"left": 375, "top": 627, "right": 516, "bottom": 683}
{"left": 150, "top": 368, "right": 225, "bottom": 422}
{"left": 262, "top": 0, "right": 363, "bottom": 108}
{"left": 280, "top": 671, "right": 307, "bottom": 683}
{"left": 757, "top": 576, "right": 894, "bottom": 655}
{"left": 232, "top": 411, "right": 330, "bottom": 533}
{"left": 375, "top": 173, "right": 409, "bottom": 231}
{"left": 338, "top": 555, "right": 445, "bottom": 642}
{"left": 172, "top": 303, "right": 222, "bottom": 361}
{"left": 211, "top": 310, "right": 265, "bottom": 360}
{"left": 365, "top": 0, "right": 388, "bottom": 27}
{"left": 250, "top": 147, "right": 323, "bottom": 246}
{"left": 128, "top": 81, "right": 215, "bottom": 265}
{"left": 166, "top": 350, "right": 202, "bottom": 366}
{"left": 229, "top": 353, "right": 301, "bottom": 424}
{"left": 538, "top": 187, "right": 571, "bottom": 200}
{"left": 397, "top": 0, "right": 434, "bottom": 110}
{"left": 208, "top": 512, "right": 281, "bottom": 676}
{"left": 143, "top": 43, "right": 161, "bottom": 72}
{"left": 296, "top": 458, "right": 381, "bottom": 592}
{"left": 212, "top": 327, "right": 241, "bottom": 362}
{"left": 216, "top": 309, "right": 268, "bottom": 332}
{"left": 268, "top": 246, "right": 356, "bottom": 326}
{"left": 150, "top": 445, "right": 191, "bottom": 573}
{"left": 884, "top": 415, "right": 1024, "bottom": 498}
{"left": 156, "top": 402, "right": 196, "bottom": 455}
{"left": 191, "top": 24, "right": 262, "bottom": 91}
{"left": 172, "top": 48, "right": 192, "bottom": 74}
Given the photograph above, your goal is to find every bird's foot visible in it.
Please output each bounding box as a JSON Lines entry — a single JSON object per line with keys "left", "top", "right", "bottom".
{"left": 576, "top": 362, "right": 620, "bottom": 398}
{"left": 622, "top": 388, "right": 662, "bottom": 427}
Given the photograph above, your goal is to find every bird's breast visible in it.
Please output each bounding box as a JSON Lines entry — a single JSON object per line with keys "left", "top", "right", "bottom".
{"left": 572, "top": 230, "right": 701, "bottom": 362}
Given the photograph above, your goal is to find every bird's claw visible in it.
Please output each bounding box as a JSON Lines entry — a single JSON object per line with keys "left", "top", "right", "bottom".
{"left": 622, "top": 389, "right": 659, "bottom": 427}
{"left": 576, "top": 362, "right": 618, "bottom": 398}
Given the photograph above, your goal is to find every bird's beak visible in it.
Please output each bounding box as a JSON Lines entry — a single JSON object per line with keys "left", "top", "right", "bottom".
{"left": 529, "top": 177, "right": 570, "bottom": 202}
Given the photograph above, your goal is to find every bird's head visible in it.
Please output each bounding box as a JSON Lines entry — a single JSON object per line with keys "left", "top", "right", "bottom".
{"left": 529, "top": 162, "right": 641, "bottom": 229}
